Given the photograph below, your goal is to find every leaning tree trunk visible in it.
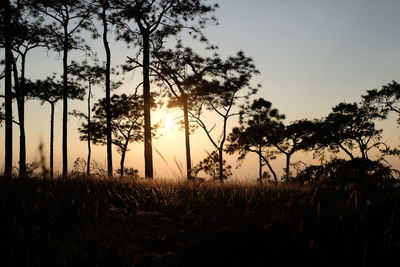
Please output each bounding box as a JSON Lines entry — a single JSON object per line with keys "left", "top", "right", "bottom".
{"left": 62, "top": 23, "right": 69, "bottom": 179}
{"left": 339, "top": 143, "right": 355, "bottom": 161}
{"left": 142, "top": 31, "right": 153, "bottom": 179}
{"left": 260, "top": 153, "right": 278, "bottom": 184}
{"left": 102, "top": 3, "right": 113, "bottom": 177}
{"left": 49, "top": 102, "right": 55, "bottom": 179}
{"left": 182, "top": 94, "right": 193, "bottom": 180}
{"left": 4, "top": 0, "right": 13, "bottom": 178}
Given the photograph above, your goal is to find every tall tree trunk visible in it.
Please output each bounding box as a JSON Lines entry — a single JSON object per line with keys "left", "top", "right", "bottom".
{"left": 62, "top": 23, "right": 69, "bottom": 179}
{"left": 12, "top": 55, "right": 23, "bottom": 177}
{"left": 50, "top": 102, "right": 55, "bottom": 179}
{"left": 142, "top": 31, "right": 153, "bottom": 179}
{"left": 218, "top": 115, "right": 229, "bottom": 182}
{"left": 4, "top": 0, "right": 13, "bottom": 178}
{"left": 87, "top": 82, "right": 92, "bottom": 176}
{"left": 17, "top": 54, "right": 27, "bottom": 177}
{"left": 218, "top": 147, "right": 224, "bottom": 182}
{"left": 182, "top": 95, "right": 192, "bottom": 180}
{"left": 102, "top": 2, "right": 113, "bottom": 177}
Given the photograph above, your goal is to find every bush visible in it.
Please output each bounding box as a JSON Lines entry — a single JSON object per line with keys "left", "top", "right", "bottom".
{"left": 193, "top": 151, "right": 232, "bottom": 181}
{"left": 116, "top": 167, "right": 141, "bottom": 179}
{"left": 294, "top": 158, "right": 395, "bottom": 188}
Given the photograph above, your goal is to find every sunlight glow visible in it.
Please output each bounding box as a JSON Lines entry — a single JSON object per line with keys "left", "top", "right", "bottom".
{"left": 164, "top": 115, "right": 176, "bottom": 132}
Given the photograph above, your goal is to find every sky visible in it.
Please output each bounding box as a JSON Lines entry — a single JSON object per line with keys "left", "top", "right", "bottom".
{"left": 1, "top": 0, "right": 400, "bottom": 180}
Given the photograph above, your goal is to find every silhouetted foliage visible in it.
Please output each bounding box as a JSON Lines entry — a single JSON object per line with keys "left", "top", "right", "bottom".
{"left": 227, "top": 98, "right": 285, "bottom": 183}
{"left": 314, "top": 102, "right": 384, "bottom": 160}
{"left": 363, "top": 80, "right": 400, "bottom": 124}
{"left": 87, "top": 0, "right": 115, "bottom": 177}
{"left": 191, "top": 51, "right": 259, "bottom": 182}
{"left": 116, "top": 167, "right": 140, "bottom": 179}
{"left": 31, "top": 0, "right": 94, "bottom": 178}
{"left": 0, "top": 0, "right": 51, "bottom": 177}
{"left": 70, "top": 60, "right": 104, "bottom": 176}
{"left": 270, "top": 119, "right": 318, "bottom": 180}
{"left": 1, "top": 0, "right": 13, "bottom": 177}
{"left": 116, "top": 0, "right": 218, "bottom": 179}
{"left": 79, "top": 94, "right": 145, "bottom": 176}
{"left": 25, "top": 76, "right": 85, "bottom": 178}
{"left": 151, "top": 46, "right": 222, "bottom": 180}
{"left": 193, "top": 150, "right": 232, "bottom": 181}
{"left": 295, "top": 158, "right": 395, "bottom": 189}
{"left": 2, "top": 2, "right": 400, "bottom": 266}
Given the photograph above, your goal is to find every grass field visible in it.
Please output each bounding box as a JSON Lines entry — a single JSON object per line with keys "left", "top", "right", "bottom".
{"left": 1, "top": 176, "right": 400, "bottom": 266}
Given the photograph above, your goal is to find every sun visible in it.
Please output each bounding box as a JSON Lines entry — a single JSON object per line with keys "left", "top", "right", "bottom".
{"left": 164, "top": 115, "right": 176, "bottom": 131}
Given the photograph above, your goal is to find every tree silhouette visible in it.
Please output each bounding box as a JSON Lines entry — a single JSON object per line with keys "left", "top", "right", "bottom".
{"left": 79, "top": 94, "right": 145, "bottom": 176}
{"left": 270, "top": 119, "right": 317, "bottom": 180}
{"left": 362, "top": 81, "right": 400, "bottom": 124}
{"left": 0, "top": 0, "right": 13, "bottom": 177}
{"left": 147, "top": 47, "right": 220, "bottom": 180}
{"left": 191, "top": 51, "right": 259, "bottom": 182}
{"left": 116, "top": 0, "right": 217, "bottom": 178}
{"left": 32, "top": 0, "right": 93, "bottom": 178}
{"left": 315, "top": 102, "right": 384, "bottom": 160}
{"left": 193, "top": 150, "right": 232, "bottom": 181}
{"left": 227, "top": 98, "right": 285, "bottom": 183}
{"left": 86, "top": 0, "right": 114, "bottom": 177}
{"left": 100, "top": 0, "right": 114, "bottom": 178}
{"left": 25, "top": 76, "right": 85, "bottom": 178}
{"left": 0, "top": 1, "right": 51, "bottom": 177}
{"left": 69, "top": 60, "right": 104, "bottom": 177}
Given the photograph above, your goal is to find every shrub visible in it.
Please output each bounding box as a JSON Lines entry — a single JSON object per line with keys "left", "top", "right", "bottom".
{"left": 116, "top": 167, "right": 141, "bottom": 179}
{"left": 294, "top": 158, "right": 395, "bottom": 188}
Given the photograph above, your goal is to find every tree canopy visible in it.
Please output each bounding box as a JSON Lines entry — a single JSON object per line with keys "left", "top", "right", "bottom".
{"left": 362, "top": 81, "right": 400, "bottom": 124}
{"left": 314, "top": 102, "right": 384, "bottom": 160}
{"left": 78, "top": 93, "right": 146, "bottom": 176}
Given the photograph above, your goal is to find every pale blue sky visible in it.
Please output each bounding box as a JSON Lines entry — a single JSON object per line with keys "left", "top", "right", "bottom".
{"left": 1, "top": 0, "right": 400, "bottom": 178}
{"left": 211, "top": 0, "right": 400, "bottom": 117}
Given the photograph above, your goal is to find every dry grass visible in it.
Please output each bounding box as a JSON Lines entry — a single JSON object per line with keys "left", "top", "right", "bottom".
{"left": 1, "top": 176, "right": 400, "bottom": 266}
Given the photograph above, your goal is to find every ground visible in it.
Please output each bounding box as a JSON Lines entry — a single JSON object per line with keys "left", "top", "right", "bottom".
{"left": 1, "top": 177, "right": 400, "bottom": 266}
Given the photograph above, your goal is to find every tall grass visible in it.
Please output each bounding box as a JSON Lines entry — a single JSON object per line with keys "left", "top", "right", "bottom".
{"left": 1, "top": 176, "right": 400, "bottom": 266}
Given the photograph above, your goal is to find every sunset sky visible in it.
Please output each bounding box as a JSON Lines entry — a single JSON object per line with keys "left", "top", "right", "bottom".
{"left": 1, "top": 0, "right": 400, "bottom": 180}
